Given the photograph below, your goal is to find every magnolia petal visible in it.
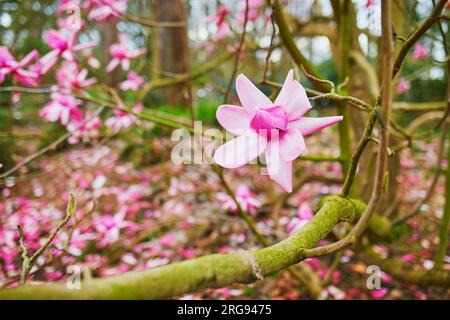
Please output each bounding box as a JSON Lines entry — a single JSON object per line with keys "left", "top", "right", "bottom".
{"left": 288, "top": 116, "right": 343, "bottom": 136}
{"left": 275, "top": 76, "right": 312, "bottom": 120}
{"left": 72, "top": 41, "right": 97, "bottom": 52}
{"left": 18, "top": 49, "right": 39, "bottom": 68}
{"left": 274, "top": 69, "right": 294, "bottom": 106}
{"left": 216, "top": 104, "right": 250, "bottom": 135}
{"left": 39, "top": 50, "right": 59, "bottom": 75}
{"left": 279, "top": 128, "right": 306, "bottom": 162}
{"left": 236, "top": 74, "right": 272, "bottom": 113}
{"left": 106, "top": 58, "right": 120, "bottom": 72}
{"left": 214, "top": 130, "right": 267, "bottom": 168}
{"left": 121, "top": 59, "right": 130, "bottom": 71}
{"left": 266, "top": 138, "right": 292, "bottom": 192}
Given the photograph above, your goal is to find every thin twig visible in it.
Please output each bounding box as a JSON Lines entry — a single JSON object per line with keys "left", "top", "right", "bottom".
{"left": 18, "top": 193, "right": 76, "bottom": 285}
{"left": 223, "top": 0, "right": 249, "bottom": 104}
{"left": 262, "top": 2, "right": 277, "bottom": 83}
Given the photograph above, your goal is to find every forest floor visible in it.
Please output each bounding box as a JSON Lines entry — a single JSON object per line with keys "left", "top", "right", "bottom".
{"left": 1, "top": 128, "right": 449, "bottom": 299}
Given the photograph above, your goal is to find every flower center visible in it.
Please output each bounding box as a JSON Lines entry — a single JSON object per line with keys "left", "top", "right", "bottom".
{"left": 249, "top": 106, "right": 288, "bottom": 139}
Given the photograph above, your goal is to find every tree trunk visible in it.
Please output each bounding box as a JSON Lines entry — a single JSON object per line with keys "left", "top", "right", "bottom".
{"left": 156, "top": 0, "right": 192, "bottom": 108}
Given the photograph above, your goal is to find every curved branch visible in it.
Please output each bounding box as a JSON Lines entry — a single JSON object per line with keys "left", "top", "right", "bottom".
{"left": 392, "top": 0, "right": 447, "bottom": 79}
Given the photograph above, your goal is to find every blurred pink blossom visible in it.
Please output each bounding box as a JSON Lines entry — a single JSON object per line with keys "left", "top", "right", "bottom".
{"left": 40, "top": 29, "right": 96, "bottom": 74}
{"left": 400, "top": 253, "right": 415, "bottom": 262}
{"left": 396, "top": 79, "right": 411, "bottom": 94}
{"left": 93, "top": 210, "right": 133, "bottom": 247}
{"left": 411, "top": 43, "right": 429, "bottom": 61}
{"left": 237, "top": 0, "right": 264, "bottom": 23}
{"left": 286, "top": 203, "right": 313, "bottom": 234}
{"left": 119, "top": 72, "right": 144, "bottom": 91}
{"left": 217, "top": 184, "right": 261, "bottom": 215}
{"left": 67, "top": 112, "right": 102, "bottom": 144}
{"left": 364, "top": 0, "right": 375, "bottom": 9}
{"left": 105, "top": 103, "right": 142, "bottom": 133}
{"left": 87, "top": 0, "right": 128, "bottom": 23}
{"left": 0, "top": 47, "right": 40, "bottom": 86}
{"left": 178, "top": 248, "right": 196, "bottom": 259}
{"left": 39, "top": 92, "right": 83, "bottom": 125}
{"left": 57, "top": 62, "right": 97, "bottom": 91}
{"left": 371, "top": 288, "right": 388, "bottom": 299}
{"left": 106, "top": 34, "right": 146, "bottom": 72}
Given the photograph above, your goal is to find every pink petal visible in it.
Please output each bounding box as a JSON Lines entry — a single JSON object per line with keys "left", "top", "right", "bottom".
{"left": 216, "top": 104, "right": 250, "bottom": 135}
{"left": 274, "top": 69, "right": 294, "bottom": 106}
{"left": 277, "top": 79, "right": 312, "bottom": 120}
{"left": 14, "top": 69, "right": 40, "bottom": 87}
{"left": 279, "top": 128, "right": 305, "bottom": 161}
{"left": 236, "top": 74, "right": 272, "bottom": 113}
{"left": 72, "top": 41, "right": 96, "bottom": 52}
{"left": 81, "top": 77, "right": 97, "bottom": 87}
{"left": 266, "top": 138, "right": 292, "bottom": 192}
{"left": 39, "top": 50, "right": 59, "bottom": 74}
{"left": 288, "top": 116, "right": 343, "bottom": 136}
{"left": 214, "top": 130, "right": 267, "bottom": 168}
{"left": 121, "top": 59, "right": 130, "bottom": 71}
{"left": 18, "top": 50, "right": 39, "bottom": 68}
{"left": 106, "top": 59, "right": 120, "bottom": 72}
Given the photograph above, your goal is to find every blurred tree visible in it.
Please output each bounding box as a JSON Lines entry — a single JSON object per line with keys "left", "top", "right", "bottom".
{"left": 155, "top": 0, "right": 192, "bottom": 108}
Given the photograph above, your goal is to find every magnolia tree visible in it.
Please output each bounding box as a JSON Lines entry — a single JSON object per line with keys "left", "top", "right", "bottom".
{"left": 0, "top": 0, "right": 449, "bottom": 300}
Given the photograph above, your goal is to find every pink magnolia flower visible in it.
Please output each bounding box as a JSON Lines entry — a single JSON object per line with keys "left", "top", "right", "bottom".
{"left": 106, "top": 34, "right": 146, "bottom": 72}
{"left": 213, "top": 70, "right": 343, "bottom": 192}
{"left": 217, "top": 184, "right": 261, "bottom": 215}
{"left": 40, "top": 29, "right": 96, "bottom": 74}
{"left": 39, "top": 92, "right": 83, "bottom": 125}
{"left": 0, "top": 47, "right": 40, "bottom": 86}
{"left": 119, "top": 72, "right": 144, "bottom": 91}
{"left": 105, "top": 103, "right": 142, "bottom": 133}
{"left": 411, "top": 43, "right": 429, "bottom": 61}
{"left": 396, "top": 79, "right": 411, "bottom": 94}
{"left": 286, "top": 203, "right": 313, "bottom": 234}
{"left": 87, "top": 0, "right": 128, "bottom": 23}
{"left": 57, "top": 62, "right": 97, "bottom": 91}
